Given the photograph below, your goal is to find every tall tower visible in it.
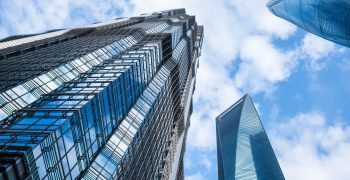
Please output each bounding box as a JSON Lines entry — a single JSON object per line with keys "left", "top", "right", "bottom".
{"left": 267, "top": 0, "right": 350, "bottom": 47}
{"left": 216, "top": 95, "right": 284, "bottom": 180}
{"left": 0, "top": 9, "right": 203, "bottom": 180}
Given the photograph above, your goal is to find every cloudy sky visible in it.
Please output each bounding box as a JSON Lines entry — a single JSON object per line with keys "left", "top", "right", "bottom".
{"left": 1, "top": 0, "right": 350, "bottom": 179}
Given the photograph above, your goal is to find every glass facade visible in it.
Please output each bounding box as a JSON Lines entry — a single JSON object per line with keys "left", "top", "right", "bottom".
{"left": 0, "top": 9, "right": 204, "bottom": 180}
{"left": 267, "top": 0, "right": 350, "bottom": 47}
{"left": 216, "top": 95, "right": 284, "bottom": 180}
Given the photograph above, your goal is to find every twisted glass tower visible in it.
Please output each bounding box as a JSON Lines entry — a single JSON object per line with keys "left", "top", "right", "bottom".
{"left": 267, "top": 0, "right": 350, "bottom": 47}
{"left": 216, "top": 95, "right": 284, "bottom": 180}
{"left": 0, "top": 9, "right": 203, "bottom": 180}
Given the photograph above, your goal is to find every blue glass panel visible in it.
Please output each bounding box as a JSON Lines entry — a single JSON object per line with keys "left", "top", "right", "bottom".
{"left": 267, "top": 0, "right": 350, "bottom": 47}
{"left": 216, "top": 95, "right": 284, "bottom": 180}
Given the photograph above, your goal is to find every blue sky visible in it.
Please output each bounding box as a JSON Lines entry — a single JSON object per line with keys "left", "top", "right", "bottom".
{"left": 1, "top": 0, "right": 350, "bottom": 179}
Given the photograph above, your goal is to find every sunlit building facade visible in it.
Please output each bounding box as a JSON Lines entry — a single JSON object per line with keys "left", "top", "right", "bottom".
{"left": 267, "top": 0, "right": 350, "bottom": 47}
{"left": 216, "top": 95, "right": 284, "bottom": 180}
{"left": 0, "top": 9, "right": 203, "bottom": 180}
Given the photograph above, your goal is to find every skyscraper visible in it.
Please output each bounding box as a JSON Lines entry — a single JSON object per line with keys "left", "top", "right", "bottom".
{"left": 216, "top": 95, "right": 284, "bottom": 180}
{"left": 0, "top": 9, "right": 203, "bottom": 180}
{"left": 267, "top": 0, "right": 350, "bottom": 47}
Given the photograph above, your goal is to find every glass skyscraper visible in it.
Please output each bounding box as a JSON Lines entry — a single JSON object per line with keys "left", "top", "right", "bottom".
{"left": 216, "top": 95, "right": 284, "bottom": 180}
{"left": 267, "top": 0, "right": 350, "bottom": 47}
{"left": 0, "top": 9, "right": 203, "bottom": 180}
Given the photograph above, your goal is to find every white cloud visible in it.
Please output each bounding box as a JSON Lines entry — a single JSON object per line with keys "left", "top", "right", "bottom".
{"left": 200, "top": 157, "right": 213, "bottom": 171}
{"left": 302, "top": 33, "right": 335, "bottom": 60}
{"left": 227, "top": 0, "right": 296, "bottom": 39}
{"left": 0, "top": 0, "right": 130, "bottom": 37}
{"left": 339, "top": 58, "right": 350, "bottom": 72}
{"left": 270, "top": 112, "right": 350, "bottom": 180}
{"left": 300, "top": 33, "right": 335, "bottom": 71}
{"left": 186, "top": 173, "right": 206, "bottom": 180}
{"left": 187, "top": 112, "right": 217, "bottom": 150}
{"left": 186, "top": 53, "right": 242, "bottom": 150}
{"left": 234, "top": 35, "right": 297, "bottom": 93}
{"left": 0, "top": 0, "right": 71, "bottom": 36}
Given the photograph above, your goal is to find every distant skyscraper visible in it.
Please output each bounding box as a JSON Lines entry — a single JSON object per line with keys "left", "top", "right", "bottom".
{"left": 216, "top": 95, "right": 284, "bottom": 180}
{"left": 267, "top": 0, "right": 350, "bottom": 47}
{"left": 0, "top": 9, "right": 203, "bottom": 180}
